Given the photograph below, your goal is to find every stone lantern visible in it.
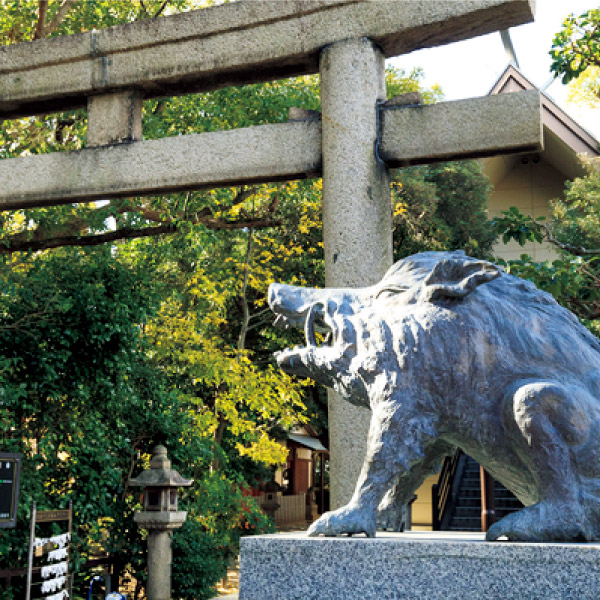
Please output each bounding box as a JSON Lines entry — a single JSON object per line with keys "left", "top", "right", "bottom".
{"left": 129, "top": 445, "right": 193, "bottom": 600}
{"left": 261, "top": 480, "right": 281, "bottom": 520}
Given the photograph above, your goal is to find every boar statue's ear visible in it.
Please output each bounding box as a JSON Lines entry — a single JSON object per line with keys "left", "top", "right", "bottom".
{"left": 422, "top": 258, "right": 502, "bottom": 302}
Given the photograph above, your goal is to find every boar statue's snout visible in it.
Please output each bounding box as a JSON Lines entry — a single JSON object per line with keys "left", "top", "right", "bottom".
{"left": 268, "top": 283, "right": 334, "bottom": 327}
{"left": 267, "top": 282, "right": 360, "bottom": 384}
{"left": 267, "top": 283, "right": 288, "bottom": 314}
{"left": 268, "top": 282, "right": 307, "bottom": 330}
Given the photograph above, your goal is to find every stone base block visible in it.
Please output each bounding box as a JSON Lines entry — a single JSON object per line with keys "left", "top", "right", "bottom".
{"left": 239, "top": 531, "right": 600, "bottom": 599}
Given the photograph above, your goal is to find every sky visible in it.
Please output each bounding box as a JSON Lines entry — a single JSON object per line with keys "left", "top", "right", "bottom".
{"left": 388, "top": 0, "right": 599, "bottom": 140}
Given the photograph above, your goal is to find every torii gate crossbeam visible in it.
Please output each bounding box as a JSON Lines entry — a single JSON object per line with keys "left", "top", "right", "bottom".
{"left": 1, "top": 0, "right": 534, "bottom": 120}
{"left": 0, "top": 91, "right": 541, "bottom": 211}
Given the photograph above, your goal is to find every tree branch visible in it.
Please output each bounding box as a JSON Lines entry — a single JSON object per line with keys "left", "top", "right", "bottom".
{"left": 138, "top": 0, "right": 149, "bottom": 17}
{"left": 542, "top": 222, "right": 600, "bottom": 256}
{"left": 120, "top": 187, "right": 259, "bottom": 225}
{"left": 43, "top": 0, "right": 76, "bottom": 37}
{"left": 200, "top": 216, "right": 280, "bottom": 231}
{"left": 245, "top": 317, "right": 273, "bottom": 334}
{"left": 153, "top": 0, "right": 170, "bottom": 18}
{"left": 579, "top": 265, "right": 600, "bottom": 286}
{"left": 248, "top": 307, "right": 271, "bottom": 321}
{"left": 33, "top": 0, "right": 48, "bottom": 40}
{"left": 0, "top": 217, "right": 281, "bottom": 254}
{"left": 244, "top": 308, "right": 274, "bottom": 334}
{"left": 1, "top": 224, "right": 177, "bottom": 254}
{"left": 33, "top": 0, "right": 75, "bottom": 40}
{"left": 233, "top": 187, "right": 260, "bottom": 207}
{"left": 0, "top": 306, "right": 58, "bottom": 339}
{"left": 1, "top": 186, "right": 277, "bottom": 254}
{"left": 569, "top": 296, "right": 600, "bottom": 320}
{"left": 237, "top": 228, "right": 254, "bottom": 351}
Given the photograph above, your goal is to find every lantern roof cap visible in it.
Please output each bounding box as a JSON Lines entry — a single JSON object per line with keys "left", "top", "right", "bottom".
{"left": 129, "top": 445, "right": 193, "bottom": 488}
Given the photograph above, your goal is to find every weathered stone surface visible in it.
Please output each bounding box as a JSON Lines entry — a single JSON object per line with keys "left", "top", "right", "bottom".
{"left": 146, "top": 529, "right": 173, "bottom": 600}
{"left": 129, "top": 445, "right": 193, "bottom": 490}
{"left": 134, "top": 511, "right": 188, "bottom": 531}
{"left": 87, "top": 90, "right": 143, "bottom": 146}
{"left": 383, "top": 91, "right": 424, "bottom": 108}
{"left": 131, "top": 446, "right": 189, "bottom": 600}
{"left": 0, "top": 0, "right": 535, "bottom": 119}
{"left": 269, "top": 251, "right": 600, "bottom": 542}
{"left": 0, "top": 91, "right": 541, "bottom": 210}
{"left": 0, "top": 88, "right": 542, "bottom": 210}
{"left": 380, "top": 90, "right": 543, "bottom": 166}
{"left": 319, "top": 38, "right": 392, "bottom": 510}
{"left": 239, "top": 532, "right": 600, "bottom": 600}
{"left": 288, "top": 107, "right": 321, "bottom": 121}
{"left": 0, "top": 120, "right": 321, "bottom": 210}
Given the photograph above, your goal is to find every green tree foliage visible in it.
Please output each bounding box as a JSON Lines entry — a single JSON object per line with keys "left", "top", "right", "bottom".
{"left": 509, "top": 10, "right": 600, "bottom": 331}
{"left": 0, "top": 248, "right": 196, "bottom": 598}
{"left": 172, "top": 472, "right": 274, "bottom": 600}
{"left": 567, "top": 65, "right": 600, "bottom": 109}
{"left": 550, "top": 8, "right": 600, "bottom": 108}
{"left": 0, "top": 0, "right": 196, "bottom": 46}
{"left": 0, "top": 2, "right": 498, "bottom": 598}
{"left": 493, "top": 158, "right": 600, "bottom": 329}
{"left": 0, "top": 244, "right": 275, "bottom": 600}
{"left": 550, "top": 8, "right": 600, "bottom": 85}
{"left": 392, "top": 161, "right": 496, "bottom": 260}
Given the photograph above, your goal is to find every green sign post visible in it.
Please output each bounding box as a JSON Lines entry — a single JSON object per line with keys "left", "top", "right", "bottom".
{"left": 0, "top": 453, "right": 22, "bottom": 528}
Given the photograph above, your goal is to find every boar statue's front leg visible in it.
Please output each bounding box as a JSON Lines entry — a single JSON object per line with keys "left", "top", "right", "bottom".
{"left": 377, "top": 437, "right": 454, "bottom": 531}
{"left": 308, "top": 400, "right": 442, "bottom": 538}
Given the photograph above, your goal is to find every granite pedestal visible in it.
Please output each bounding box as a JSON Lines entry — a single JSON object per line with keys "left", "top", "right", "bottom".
{"left": 239, "top": 531, "right": 600, "bottom": 599}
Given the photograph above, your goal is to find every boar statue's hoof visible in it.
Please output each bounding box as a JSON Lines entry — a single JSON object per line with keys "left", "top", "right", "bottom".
{"left": 307, "top": 504, "right": 376, "bottom": 538}
{"left": 486, "top": 502, "right": 589, "bottom": 542}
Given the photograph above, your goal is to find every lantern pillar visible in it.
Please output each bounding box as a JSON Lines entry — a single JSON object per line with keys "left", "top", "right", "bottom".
{"left": 147, "top": 527, "right": 176, "bottom": 600}
{"left": 129, "top": 446, "right": 193, "bottom": 600}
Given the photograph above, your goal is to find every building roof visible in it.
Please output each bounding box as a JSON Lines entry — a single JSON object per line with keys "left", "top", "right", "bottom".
{"left": 287, "top": 434, "right": 328, "bottom": 453}
{"left": 482, "top": 64, "right": 599, "bottom": 185}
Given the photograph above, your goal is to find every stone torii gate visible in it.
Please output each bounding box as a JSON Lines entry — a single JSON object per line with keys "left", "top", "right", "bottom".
{"left": 0, "top": 0, "right": 541, "bottom": 510}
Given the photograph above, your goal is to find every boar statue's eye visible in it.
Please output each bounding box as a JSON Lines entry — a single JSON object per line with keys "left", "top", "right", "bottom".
{"left": 375, "top": 285, "right": 408, "bottom": 299}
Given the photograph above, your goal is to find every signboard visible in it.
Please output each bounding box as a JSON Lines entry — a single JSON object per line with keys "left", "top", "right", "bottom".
{"left": 36, "top": 509, "right": 70, "bottom": 523}
{"left": 0, "top": 453, "right": 22, "bottom": 528}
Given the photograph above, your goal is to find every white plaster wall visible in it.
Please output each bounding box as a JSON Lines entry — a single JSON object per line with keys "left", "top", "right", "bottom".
{"left": 489, "top": 157, "right": 564, "bottom": 262}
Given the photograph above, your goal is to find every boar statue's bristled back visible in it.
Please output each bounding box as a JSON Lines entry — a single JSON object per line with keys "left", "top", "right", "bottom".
{"left": 269, "top": 251, "right": 600, "bottom": 542}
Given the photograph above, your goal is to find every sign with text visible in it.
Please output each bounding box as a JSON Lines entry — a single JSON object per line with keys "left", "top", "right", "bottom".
{"left": 0, "top": 453, "right": 22, "bottom": 528}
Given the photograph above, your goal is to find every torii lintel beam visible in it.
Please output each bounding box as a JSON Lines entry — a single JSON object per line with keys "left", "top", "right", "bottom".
{"left": 0, "top": 91, "right": 542, "bottom": 211}
{"left": 0, "top": 0, "right": 535, "bottom": 119}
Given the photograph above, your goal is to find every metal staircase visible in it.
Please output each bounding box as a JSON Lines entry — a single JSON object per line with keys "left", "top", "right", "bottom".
{"left": 432, "top": 452, "right": 523, "bottom": 531}
{"left": 447, "top": 455, "right": 523, "bottom": 531}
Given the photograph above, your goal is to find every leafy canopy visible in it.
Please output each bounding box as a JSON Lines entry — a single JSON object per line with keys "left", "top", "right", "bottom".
{"left": 550, "top": 8, "right": 600, "bottom": 107}
{"left": 550, "top": 8, "right": 600, "bottom": 83}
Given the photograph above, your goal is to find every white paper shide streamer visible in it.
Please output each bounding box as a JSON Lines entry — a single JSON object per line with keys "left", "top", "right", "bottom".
{"left": 47, "top": 547, "right": 68, "bottom": 562}
{"left": 34, "top": 533, "right": 71, "bottom": 550}
{"left": 39, "top": 534, "right": 70, "bottom": 599}
{"left": 41, "top": 561, "right": 68, "bottom": 579}
{"left": 41, "top": 576, "right": 66, "bottom": 594}
{"left": 45, "top": 591, "right": 69, "bottom": 600}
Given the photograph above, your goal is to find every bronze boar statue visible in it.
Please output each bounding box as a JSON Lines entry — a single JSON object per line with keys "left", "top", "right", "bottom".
{"left": 268, "top": 250, "right": 600, "bottom": 542}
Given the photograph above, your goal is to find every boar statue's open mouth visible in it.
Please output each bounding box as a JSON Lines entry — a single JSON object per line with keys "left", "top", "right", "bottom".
{"left": 268, "top": 283, "right": 360, "bottom": 389}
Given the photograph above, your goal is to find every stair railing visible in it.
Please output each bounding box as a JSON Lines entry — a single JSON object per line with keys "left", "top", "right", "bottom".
{"left": 431, "top": 449, "right": 462, "bottom": 530}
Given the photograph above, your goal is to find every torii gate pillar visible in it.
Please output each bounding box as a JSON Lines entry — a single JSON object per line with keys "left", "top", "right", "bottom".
{"left": 320, "top": 39, "right": 393, "bottom": 509}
